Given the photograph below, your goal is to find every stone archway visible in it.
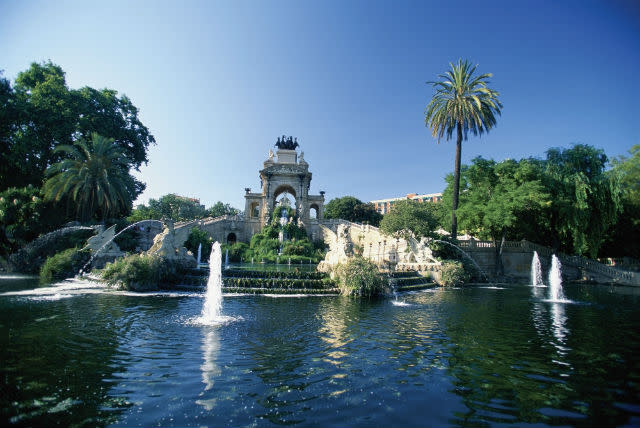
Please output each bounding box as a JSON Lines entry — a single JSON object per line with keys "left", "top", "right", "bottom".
{"left": 227, "top": 233, "right": 237, "bottom": 245}
{"left": 242, "top": 141, "right": 325, "bottom": 237}
{"left": 309, "top": 203, "right": 319, "bottom": 219}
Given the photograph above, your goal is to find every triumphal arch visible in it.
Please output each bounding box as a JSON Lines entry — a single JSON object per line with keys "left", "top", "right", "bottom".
{"left": 243, "top": 136, "right": 325, "bottom": 237}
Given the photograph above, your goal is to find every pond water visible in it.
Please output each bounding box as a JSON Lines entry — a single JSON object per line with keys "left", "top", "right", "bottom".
{"left": 1, "top": 275, "right": 639, "bottom": 427}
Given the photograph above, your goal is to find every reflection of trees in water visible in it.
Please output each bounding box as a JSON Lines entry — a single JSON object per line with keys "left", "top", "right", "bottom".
{"left": 444, "top": 287, "right": 640, "bottom": 426}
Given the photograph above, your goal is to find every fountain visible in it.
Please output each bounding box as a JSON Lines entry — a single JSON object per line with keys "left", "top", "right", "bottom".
{"left": 548, "top": 254, "right": 567, "bottom": 302}
{"left": 431, "top": 239, "right": 489, "bottom": 282}
{"left": 8, "top": 226, "right": 98, "bottom": 272}
{"left": 531, "top": 251, "right": 545, "bottom": 287}
{"left": 225, "top": 248, "right": 229, "bottom": 269}
{"left": 79, "top": 219, "right": 164, "bottom": 275}
{"left": 201, "top": 242, "right": 223, "bottom": 322}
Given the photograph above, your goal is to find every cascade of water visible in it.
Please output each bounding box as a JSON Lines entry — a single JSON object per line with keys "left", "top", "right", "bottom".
{"left": 197, "top": 243, "right": 202, "bottom": 268}
{"left": 225, "top": 249, "right": 229, "bottom": 269}
{"left": 201, "top": 242, "right": 223, "bottom": 322}
{"left": 531, "top": 251, "right": 544, "bottom": 286}
{"left": 548, "top": 254, "right": 566, "bottom": 302}
{"left": 431, "top": 239, "right": 489, "bottom": 282}
{"left": 79, "top": 219, "right": 164, "bottom": 274}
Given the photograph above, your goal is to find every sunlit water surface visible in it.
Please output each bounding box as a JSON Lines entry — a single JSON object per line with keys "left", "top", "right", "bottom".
{"left": 1, "top": 275, "right": 640, "bottom": 427}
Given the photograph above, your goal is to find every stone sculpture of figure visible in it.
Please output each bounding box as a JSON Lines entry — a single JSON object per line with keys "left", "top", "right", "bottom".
{"left": 299, "top": 151, "right": 305, "bottom": 162}
{"left": 269, "top": 148, "right": 274, "bottom": 158}
{"left": 275, "top": 135, "right": 300, "bottom": 150}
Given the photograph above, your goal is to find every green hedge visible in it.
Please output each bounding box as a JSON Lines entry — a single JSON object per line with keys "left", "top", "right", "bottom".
{"left": 222, "top": 287, "right": 339, "bottom": 295}
{"left": 223, "top": 277, "right": 334, "bottom": 290}
{"left": 223, "top": 269, "right": 328, "bottom": 280}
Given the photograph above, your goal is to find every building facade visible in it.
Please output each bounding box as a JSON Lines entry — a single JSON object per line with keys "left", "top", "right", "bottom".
{"left": 371, "top": 193, "right": 442, "bottom": 214}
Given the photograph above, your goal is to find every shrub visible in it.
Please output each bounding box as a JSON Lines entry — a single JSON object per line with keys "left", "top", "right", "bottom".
{"left": 439, "top": 260, "right": 469, "bottom": 286}
{"left": 335, "top": 257, "right": 387, "bottom": 297}
{"left": 184, "top": 226, "right": 213, "bottom": 260}
{"left": 100, "top": 254, "right": 189, "bottom": 291}
{"left": 222, "top": 242, "right": 249, "bottom": 262}
{"left": 40, "top": 247, "right": 91, "bottom": 283}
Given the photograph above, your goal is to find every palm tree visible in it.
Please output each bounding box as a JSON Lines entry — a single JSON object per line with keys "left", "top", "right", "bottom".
{"left": 425, "top": 59, "right": 502, "bottom": 239}
{"left": 43, "top": 133, "right": 135, "bottom": 222}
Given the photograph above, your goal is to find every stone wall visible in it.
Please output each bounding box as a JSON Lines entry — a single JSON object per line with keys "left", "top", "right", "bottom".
{"left": 458, "top": 239, "right": 640, "bottom": 285}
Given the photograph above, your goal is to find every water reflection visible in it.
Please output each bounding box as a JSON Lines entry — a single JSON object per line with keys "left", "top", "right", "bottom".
{"left": 550, "top": 302, "right": 569, "bottom": 355}
{"left": 197, "top": 327, "right": 221, "bottom": 411}
{"left": 201, "top": 328, "right": 221, "bottom": 391}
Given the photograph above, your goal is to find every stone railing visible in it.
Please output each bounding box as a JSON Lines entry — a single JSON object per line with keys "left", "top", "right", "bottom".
{"left": 458, "top": 239, "right": 640, "bottom": 286}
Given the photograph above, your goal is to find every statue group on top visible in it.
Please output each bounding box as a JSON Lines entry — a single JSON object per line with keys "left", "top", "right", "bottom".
{"left": 275, "top": 135, "right": 299, "bottom": 150}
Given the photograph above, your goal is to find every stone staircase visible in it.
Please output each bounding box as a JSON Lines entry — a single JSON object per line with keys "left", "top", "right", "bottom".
{"left": 389, "top": 270, "right": 435, "bottom": 292}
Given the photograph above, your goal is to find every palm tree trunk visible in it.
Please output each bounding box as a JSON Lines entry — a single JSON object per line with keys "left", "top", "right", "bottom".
{"left": 451, "top": 122, "right": 463, "bottom": 240}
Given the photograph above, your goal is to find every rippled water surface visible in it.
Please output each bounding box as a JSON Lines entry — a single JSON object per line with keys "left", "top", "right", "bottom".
{"left": 1, "top": 275, "right": 640, "bottom": 427}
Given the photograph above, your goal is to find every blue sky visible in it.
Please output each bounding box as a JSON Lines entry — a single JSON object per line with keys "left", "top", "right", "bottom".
{"left": 2, "top": 0, "right": 639, "bottom": 210}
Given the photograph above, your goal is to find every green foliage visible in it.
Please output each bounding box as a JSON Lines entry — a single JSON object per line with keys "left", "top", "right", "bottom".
{"left": 281, "top": 240, "right": 313, "bottom": 256}
{"left": 128, "top": 194, "right": 235, "bottom": 222}
{"left": 439, "top": 260, "right": 469, "bottom": 286}
{"left": 222, "top": 242, "right": 249, "bottom": 262}
{"left": 184, "top": 226, "right": 213, "bottom": 260}
{"left": 335, "top": 257, "right": 386, "bottom": 297}
{"left": 543, "top": 144, "right": 621, "bottom": 257}
{"left": 1, "top": 61, "right": 153, "bottom": 193}
{"left": 600, "top": 145, "right": 640, "bottom": 258}
{"left": 424, "top": 59, "right": 502, "bottom": 239}
{"left": 100, "top": 254, "right": 188, "bottom": 291}
{"left": 324, "top": 196, "right": 382, "bottom": 226}
{"left": 207, "top": 201, "right": 239, "bottom": 218}
{"left": 379, "top": 199, "right": 440, "bottom": 239}
{"left": 43, "top": 133, "right": 137, "bottom": 221}
{"left": 0, "top": 186, "right": 66, "bottom": 256}
{"left": 39, "top": 247, "right": 90, "bottom": 283}
{"left": 224, "top": 269, "right": 328, "bottom": 280}
{"left": 443, "top": 145, "right": 623, "bottom": 259}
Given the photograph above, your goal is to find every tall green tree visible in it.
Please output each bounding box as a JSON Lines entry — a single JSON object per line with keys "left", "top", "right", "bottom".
{"left": 424, "top": 59, "right": 502, "bottom": 240}
{"left": 324, "top": 196, "right": 382, "bottom": 226}
{"left": 600, "top": 144, "right": 640, "bottom": 258}
{"left": 207, "top": 201, "right": 239, "bottom": 218}
{"left": 129, "top": 194, "right": 216, "bottom": 221}
{"left": 543, "top": 144, "right": 621, "bottom": 257}
{"left": 452, "top": 157, "right": 550, "bottom": 275}
{"left": 1, "top": 62, "right": 154, "bottom": 192}
{"left": 379, "top": 199, "right": 440, "bottom": 240}
{"left": 43, "top": 133, "right": 137, "bottom": 222}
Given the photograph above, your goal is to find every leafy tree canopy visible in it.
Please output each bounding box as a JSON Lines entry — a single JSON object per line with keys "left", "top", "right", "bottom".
{"left": 207, "top": 201, "right": 239, "bottom": 218}
{"left": 449, "top": 157, "right": 550, "bottom": 274}
{"left": 0, "top": 62, "right": 154, "bottom": 192}
{"left": 611, "top": 144, "right": 640, "bottom": 203}
{"left": 324, "top": 196, "right": 382, "bottom": 226}
{"left": 128, "top": 195, "right": 239, "bottom": 222}
{"left": 43, "top": 133, "right": 139, "bottom": 222}
{"left": 379, "top": 199, "right": 440, "bottom": 240}
{"left": 544, "top": 144, "right": 621, "bottom": 257}
{"left": 446, "top": 145, "right": 623, "bottom": 259}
